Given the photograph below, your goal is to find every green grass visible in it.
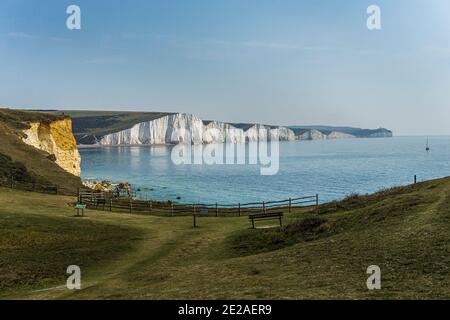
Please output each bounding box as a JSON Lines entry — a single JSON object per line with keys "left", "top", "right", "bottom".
{"left": 0, "top": 108, "right": 66, "bottom": 131}
{"left": 0, "top": 176, "right": 449, "bottom": 300}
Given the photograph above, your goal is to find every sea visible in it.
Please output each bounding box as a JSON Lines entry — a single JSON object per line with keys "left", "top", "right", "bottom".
{"left": 80, "top": 136, "right": 450, "bottom": 205}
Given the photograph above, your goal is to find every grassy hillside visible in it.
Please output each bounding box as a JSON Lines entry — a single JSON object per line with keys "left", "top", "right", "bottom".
{"left": 1, "top": 176, "right": 449, "bottom": 299}
{"left": 0, "top": 108, "right": 82, "bottom": 194}
{"left": 46, "top": 110, "right": 171, "bottom": 144}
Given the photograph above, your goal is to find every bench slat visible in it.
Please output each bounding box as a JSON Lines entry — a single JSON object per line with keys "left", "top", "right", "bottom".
{"left": 249, "top": 212, "right": 283, "bottom": 228}
{"left": 249, "top": 212, "right": 283, "bottom": 220}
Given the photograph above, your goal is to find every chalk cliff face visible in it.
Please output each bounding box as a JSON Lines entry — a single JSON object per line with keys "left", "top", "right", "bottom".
{"left": 368, "top": 131, "right": 393, "bottom": 138}
{"left": 297, "top": 129, "right": 327, "bottom": 140}
{"left": 326, "top": 131, "right": 356, "bottom": 140}
{"left": 203, "top": 121, "right": 246, "bottom": 144}
{"left": 22, "top": 119, "right": 81, "bottom": 176}
{"left": 100, "top": 113, "right": 204, "bottom": 145}
{"left": 296, "top": 129, "right": 356, "bottom": 140}
{"left": 96, "top": 113, "right": 383, "bottom": 146}
{"left": 99, "top": 113, "right": 297, "bottom": 145}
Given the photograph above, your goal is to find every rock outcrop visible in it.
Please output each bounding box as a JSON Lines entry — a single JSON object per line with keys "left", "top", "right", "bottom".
{"left": 22, "top": 119, "right": 81, "bottom": 176}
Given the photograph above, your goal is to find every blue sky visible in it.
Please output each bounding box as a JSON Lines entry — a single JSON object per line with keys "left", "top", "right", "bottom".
{"left": 1, "top": 0, "right": 450, "bottom": 135}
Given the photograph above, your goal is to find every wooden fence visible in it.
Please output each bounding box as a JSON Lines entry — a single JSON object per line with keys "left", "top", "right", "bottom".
{"left": 78, "top": 189, "right": 319, "bottom": 217}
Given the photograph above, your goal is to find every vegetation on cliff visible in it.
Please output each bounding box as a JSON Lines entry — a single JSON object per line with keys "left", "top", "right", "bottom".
{"left": 0, "top": 108, "right": 82, "bottom": 194}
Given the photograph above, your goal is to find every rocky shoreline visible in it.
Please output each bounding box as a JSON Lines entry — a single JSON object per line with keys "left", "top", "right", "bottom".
{"left": 82, "top": 179, "right": 133, "bottom": 195}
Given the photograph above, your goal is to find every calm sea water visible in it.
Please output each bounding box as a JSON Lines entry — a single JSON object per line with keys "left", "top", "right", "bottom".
{"left": 80, "top": 137, "right": 450, "bottom": 204}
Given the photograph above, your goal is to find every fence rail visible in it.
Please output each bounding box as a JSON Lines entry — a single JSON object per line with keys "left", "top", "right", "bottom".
{"left": 78, "top": 189, "right": 319, "bottom": 217}
{"left": 0, "top": 175, "right": 319, "bottom": 217}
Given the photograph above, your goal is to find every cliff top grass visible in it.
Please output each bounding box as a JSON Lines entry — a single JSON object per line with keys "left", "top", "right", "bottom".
{"left": 0, "top": 108, "right": 82, "bottom": 194}
{"left": 0, "top": 108, "right": 67, "bottom": 131}
{"left": 1, "top": 176, "right": 449, "bottom": 299}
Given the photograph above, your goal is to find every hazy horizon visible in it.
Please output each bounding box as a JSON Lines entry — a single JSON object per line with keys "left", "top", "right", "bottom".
{"left": 1, "top": 0, "right": 450, "bottom": 135}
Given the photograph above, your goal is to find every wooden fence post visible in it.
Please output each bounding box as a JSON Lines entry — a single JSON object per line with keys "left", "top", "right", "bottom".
{"left": 316, "top": 194, "right": 319, "bottom": 214}
{"left": 193, "top": 204, "right": 197, "bottom": 228}
{"left": 238, "top": 203, "right": 241, "bottom": 217}
{"left": 129, "top": 198, "right": 133, "bottom": 213}
{"left": 289, "top": 198, "right": 292, "bottom": 213}
{"left": 414, "top": 175, "right": 417, "bottom": 184}
{"left": 215, "top": 203, "right": 218, "bottom": 217}
{"left": 263, "top": 201, "right": 266, "bottom": 214}
{"left": 110, "top": 198, "right": 112, "bottom": 212}
{"left": 171, "top": 203, "right": 174, "bottom": 217}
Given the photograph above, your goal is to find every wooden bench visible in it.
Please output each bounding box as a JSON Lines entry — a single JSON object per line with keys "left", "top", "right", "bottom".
{"left": 75, "top": 203, "right": 87, "bottom": 217}
{"left": 249, "top": 212, "right": 283, "bottom": 229}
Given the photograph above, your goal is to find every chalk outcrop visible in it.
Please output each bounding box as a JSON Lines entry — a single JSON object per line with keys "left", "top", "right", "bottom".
{"left": 326, "top": 131, "right": 356, "bottom": 140}
{"left": 95, "top": 113, "right": 389, "bottom": 146}
{"left": 297, "top": 129, "right": 327, "bottom": 140}
{"left": 22, "top": 119, "right": 81, "bottom": 176}
{"left": 99, "top": 113, "right": 296, "bottom": 146}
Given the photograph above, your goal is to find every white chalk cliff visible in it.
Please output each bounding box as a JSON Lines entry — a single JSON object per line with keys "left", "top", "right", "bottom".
{"left": 97, "top": 113, "right": 373, "bottom": 146}
{"left": 297, "top": 129, "right": 328, "bottom": 141}
{"left": 326, "top": 131, "right": 356, "bottom": 139}
{"left": 99, "top": 113, "right": 296, "bottom": 145}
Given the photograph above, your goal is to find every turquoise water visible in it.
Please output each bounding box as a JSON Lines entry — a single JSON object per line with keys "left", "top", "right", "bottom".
{"left": 80, "top": 137, "right": 450, "bottom": 204}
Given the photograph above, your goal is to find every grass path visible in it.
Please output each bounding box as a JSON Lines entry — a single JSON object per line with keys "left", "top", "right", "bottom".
{"left": 1, "top": 177, "right": 449, "bottom": 299}
{"left": 0, "top": 188, "right": 249, "bottom": 299}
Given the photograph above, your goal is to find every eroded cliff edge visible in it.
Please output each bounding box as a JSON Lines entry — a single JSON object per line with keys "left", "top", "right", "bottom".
{"left": 22, "top": 119, "right": 81, "bottom": 176}
{"left": 0, "top": 108, "right": 83, "bottom": 194}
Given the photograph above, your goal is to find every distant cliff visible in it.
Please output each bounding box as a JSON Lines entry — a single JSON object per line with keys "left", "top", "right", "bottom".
{"left": 290, "top": 126, "right": 393, "bottom": 139}
{"left": 99, "top": 113, "right": 297, "bottom": 145}
{"left": 47, "top": 110, "right": 393, "bottom": 146}
{"left": 97, "top": 113, "right": 392, "bottom": 145}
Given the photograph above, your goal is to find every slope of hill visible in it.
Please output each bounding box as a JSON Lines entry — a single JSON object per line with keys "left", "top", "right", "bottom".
{"left": 1, "top": 176, "right": 448, "bottom": 299}
{"left": 0, "top": 109, "right": 83, "bottom": 194}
